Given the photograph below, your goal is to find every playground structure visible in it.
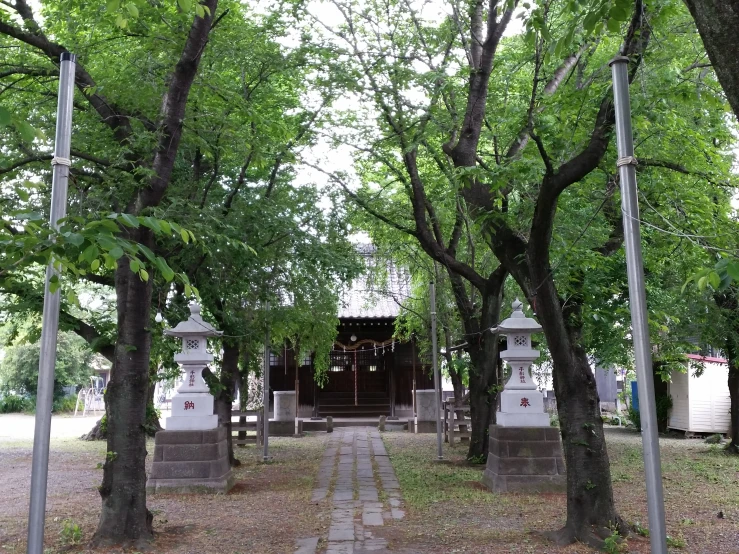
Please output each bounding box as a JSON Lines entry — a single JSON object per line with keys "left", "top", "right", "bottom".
{"left": 73, "top": 375, "right": 105, "bottom": 417}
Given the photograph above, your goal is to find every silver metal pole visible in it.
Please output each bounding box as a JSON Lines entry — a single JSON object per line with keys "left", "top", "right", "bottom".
{"left": 27, "top": 52, "right": 76, "bottom": 554}
{"left": 430, "top": 282, "right": 443, "bottom": 460}
{"left": 262, "top": 301, "right": 271, "bottom": 461}
{"left": 610, "top": 56, "right": 667, "bottom": 554}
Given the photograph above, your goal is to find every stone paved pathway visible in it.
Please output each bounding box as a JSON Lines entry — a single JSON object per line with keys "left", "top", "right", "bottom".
{"left": 296, "top": 427, "right": 405, "bottom": 554}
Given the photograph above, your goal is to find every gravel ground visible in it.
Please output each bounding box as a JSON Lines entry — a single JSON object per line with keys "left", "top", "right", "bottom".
{"left": 0, "top": 414, "right": 327, "bottom": 554}
{"left": 2, "top": 417, "right": 739, "bottom": 553}
{"left": 381, "top": 426, "right": 739, "bottom": 554}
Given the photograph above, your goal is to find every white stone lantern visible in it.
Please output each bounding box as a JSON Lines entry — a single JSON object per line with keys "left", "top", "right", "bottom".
{"left": 163, "top": 302, "right": 223, "bottom": 431}
{"left": 496, "top": 299, "right": 549, "bottom": 427}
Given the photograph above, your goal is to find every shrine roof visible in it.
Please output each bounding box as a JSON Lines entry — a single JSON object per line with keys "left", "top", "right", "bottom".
{"left": 338, "top": 244, "right": 410, "bottom": 320}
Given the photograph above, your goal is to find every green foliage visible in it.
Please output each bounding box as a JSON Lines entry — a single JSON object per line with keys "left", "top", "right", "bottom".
{"left": 0, "top": 331, "right": 95, "bottom": 400}
{"left": 627, "top": 405, "right": 641, "bottom": 431}
{"left": 550, "top": 414, "right": 560, "bottom": 428}
{"left": 666, "top": 535, "right": 686, "bottom": 548}
{"left": 52, "top": 395, "right": 79, "bottom": 413}
{"left": 0, "top": 393, "right": 33, "bottom": 413}
{"left": 705, "top": 433, "right": 723, "bottom": 444}
{"left": 603, "top": 527, "right": 625, "bottom": 554}
{"left": 99, "top": 414, "right": 108, "bottom": 437}
{"left": 59, "top": 519, "right": 82, "bottom": 546}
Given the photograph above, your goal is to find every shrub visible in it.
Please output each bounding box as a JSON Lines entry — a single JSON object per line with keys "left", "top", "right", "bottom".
{"left": 549, "top": 413, "right": 560, "bottom": 427}
{"left": 52, "top": 395, "right": 79, "bottom": 413}
{"left": 0, "top": 394, "right": 33, "bottom": 413}
{"left": 627, "top": 405, "right": 641, "bottom": 431}
{"left": 59, "top": 518, "right": 82, "bottom": 545}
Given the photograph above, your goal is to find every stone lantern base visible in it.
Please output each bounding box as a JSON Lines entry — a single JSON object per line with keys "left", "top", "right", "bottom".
{"left": 481, "top": 425, "right": 566, "bottom": 493}
{"left": 147, "top": 427, "right": 234, "bottom": 494}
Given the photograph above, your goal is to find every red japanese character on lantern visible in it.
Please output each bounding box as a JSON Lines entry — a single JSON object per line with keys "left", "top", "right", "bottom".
{"left": 184, "top": 401, "right": 195, "bottom": 410}
{"left": 520, "top": 397, "right": 530, "bottom": 408}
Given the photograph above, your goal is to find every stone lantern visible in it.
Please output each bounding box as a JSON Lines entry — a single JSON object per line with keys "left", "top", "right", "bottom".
{"left": 496, "top": 298, "right": 549, "bottom": 427}
{"left": 163, "top": 302, "right": 222, "bottom": 431}
{"left": 481, "top": 299, "right": 565, "bottom": 493}
{"left": 146, "top": 302, "right": 234, "bottom": 494}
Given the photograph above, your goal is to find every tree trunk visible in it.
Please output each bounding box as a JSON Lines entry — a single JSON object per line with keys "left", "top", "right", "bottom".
{"left": 144, "top": 374, "right": 163, "bottom": 437}
{"left": 529, "top": 274, "right": 621, "bottom": 548}
{"left": 466, "top": 341, "right": 499, "bottom": 462}
{"left": 683, "top": 0, "right": 739, "bottom": 121}
{"left": 91, "top": 247, "right": 154, "bottom": 548}
{"left": 445, "top": 268, "right": 505, "bottom": 462}
{"left": 727, "top": 361, "right": 739, "bottom": 453}
{"left": 213, "top": 342, "right": 240, "bottom": 466}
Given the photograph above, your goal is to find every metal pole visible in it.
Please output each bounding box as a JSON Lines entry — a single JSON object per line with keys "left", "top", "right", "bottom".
{"left": 610, "top": 56, "right": 667, "bottom": 554}
{"left": 430, "top": 282, "right": 443, "bottom": 460}
{"left": 27, "top": 52, "right": 76, "bottom": 554}
{"left": 262, "top": 301, "right": 271, "bottom": 461}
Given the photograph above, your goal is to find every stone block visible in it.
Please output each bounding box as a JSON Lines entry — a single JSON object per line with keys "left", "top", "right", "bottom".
{"left": 146, "top": 473, "right": 235, "bottom": 495}
{"left": 202, "top": 427, "right": 226, "bottom": 443}
{"left": 274, "top": 390, "right": 296, "bottom": 422}
{"left": 327, "top": 416, "right": 333, "bottom": 433}
{"left": 506, "top": 440, "right": 562, "bottom": 458}
{"left": 490, "top": 426, "right": 546, "bottom": 441}
{"left": 150, "top": 460, "right": 213, "bottom": 480}
{"left": 488, "top": 437, "right": 506, "bottom": 457}
{"left": 415, "top": 390, "right": 437, "bottom": 422}
{"left": 268, "top": 420, "right": 295, "bottom": 436}
{"left": 497, "top": 456, "right": 558, "bottom": 476}
{"left": 482, "top": 424, "right": 565, "bottom": 494}
{"left": 148, "top": 427, "right": 233, "bottom": 495}
{"left": 155, "top": 430, "right": 203, "bottom": 445}
{"left": 415, "top": 420, "right": 436, "bottom": 434}
{"left": 378, "top": 415, "right": 386, "bottom": 432}
{"left": 162, "top": 443, "right": 218, "bottom": 462}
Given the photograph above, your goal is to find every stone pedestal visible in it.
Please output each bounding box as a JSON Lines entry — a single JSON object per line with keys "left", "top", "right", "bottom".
{"left": 481, "top": 425, "right": 565, "bottom": 493}
{"left": 415, "top": 389, "right": 437, "bottom": 433}
{"left": 496, "top": 389, "right": 550, "bottom": 427}
{"left": 274, "top": 391, "right": 296, "bottom": 421}
{"left": 147, "top": 427, "right": 234, "bottom": 494}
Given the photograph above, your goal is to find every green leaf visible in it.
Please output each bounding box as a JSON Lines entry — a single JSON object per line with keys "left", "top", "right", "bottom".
{"left": 115, "top": 14, "right": 127, "bottom": 28}
{"left": 697, "top": 275, "right": 708, "bottom": 291}
{"left": 66, "top": 290, "right": 79, "bottom": 306}
{"left": 155, "top": 257, "right": 175, "bottom": 282}
{"left": 118, "top": 213, "right": 140, "bottom": 228}
{"left": 91, "top": 259, "right": 101, "bottom": 271}
{"left": 49, "top": 275, "right": 60, "bottom": 293}
{"left": 180, "top": 229, "right": 190, "bottom": 243}
{"left": 708, "top": 271, "right": 721, "bottom": 290}
{"left": 726, "top": 262, "right": 739, "bottom": 282}
{"left": 15, "top": 120, "right": 37, "bottom": 143}
{"left": 65, "top": 233, "right": 85, "bottom": 247}
{"left": 106, "top": 0, "right": 120, "bottom": 10}
{"left": 606, "top": 18, "right": 621, "bottom": 33}
{"left": 177, "top": 0, "right": 192, "bottom": 10}
{"left": 184, "top": 283, "right": 192, "bottom": 298}
{"left": 129, "top": 258, "right": 140, "bottom": 273}
{"left": 109, "top": 246, "right": 124, "bottom": 259}
{"left": 0, "top": 106, "right": 11, "bottom": 127}
{"left": 195, "top": 4, "right": 204, "bottom": 18}
{"left": 126, "top": 3, "right": 138, "bottom": 17}
{"left": 159, "top": 219, "right": 171, "bottom": 234}
{"left": 82, "top": 244, "right": 99, "bottom": 263}
{"left": 139, "top": 269, "right": 149, "bottom": 282}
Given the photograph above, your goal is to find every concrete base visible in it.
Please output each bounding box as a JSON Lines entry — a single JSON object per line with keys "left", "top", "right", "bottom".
{"left": 267, "top": 420, "right": 295, "bottom": 436}
{"left": 496, "top": 411, "right": 550, "bottom": 427}
{"left": 147, "top": 427, "right": 234, "bottom": 494}
{"left": 415, "top": 420, "right": 437, "bottom": 434}
{"left": 481, "top": 425, "right": 565, "bottom": 493}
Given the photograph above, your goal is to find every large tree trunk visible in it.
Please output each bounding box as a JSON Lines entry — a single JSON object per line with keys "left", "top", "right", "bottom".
{"left": 683, "top": 0, "right": 739, "bottom": 121}
{"left": 91, "top": 245, "right": 155, "bottom": 549}
{"left": 213, "top": 342, "right": 240, "bottom": 466}
{"left": 712, "top": 291, "right": 739, "bottom": 453}
{"left": 530, "top": 273, "right": 621, "bottom": 548}
{"left": 446, "top": 268, "right": 505, "bottom": 462}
